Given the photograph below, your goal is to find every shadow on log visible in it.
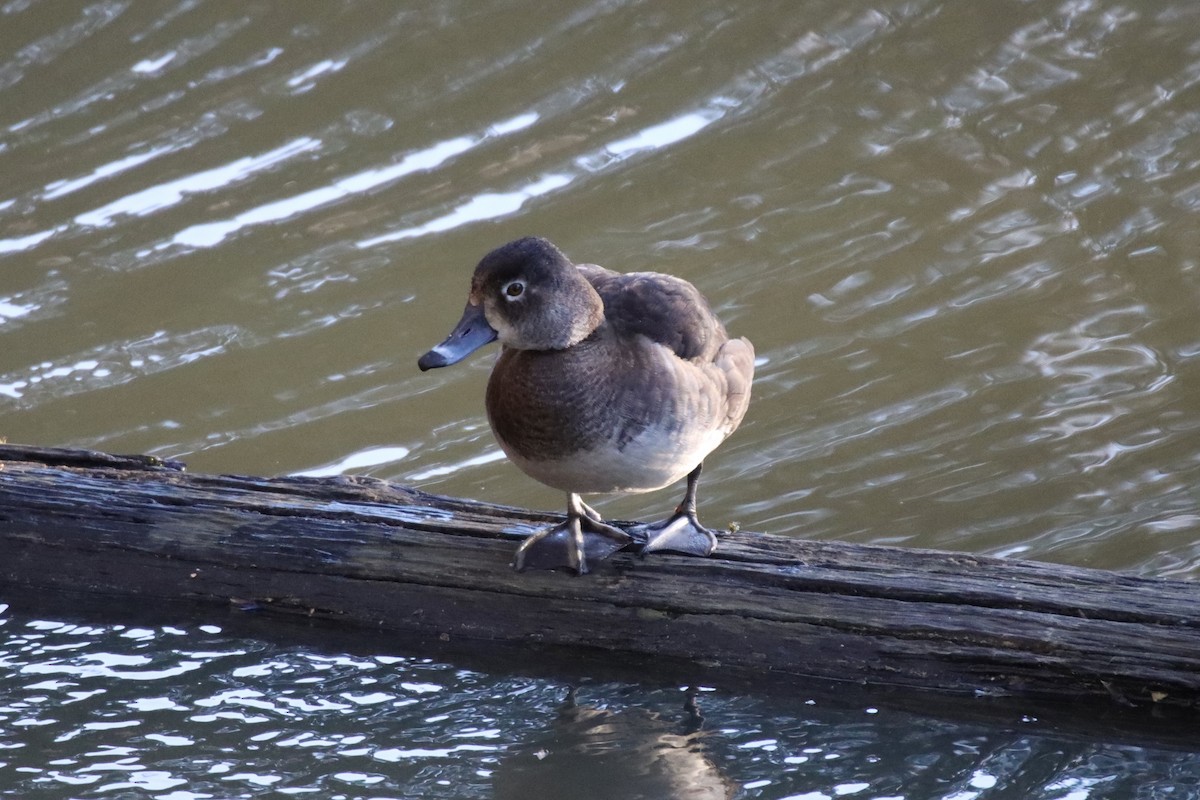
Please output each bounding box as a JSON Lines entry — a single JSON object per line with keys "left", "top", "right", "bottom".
{"left": 1, "top": 443, "right": 1198, "bottom": 726}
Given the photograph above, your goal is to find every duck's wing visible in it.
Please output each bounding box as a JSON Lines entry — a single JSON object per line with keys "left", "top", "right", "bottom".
{"left": 576, "top": 264, "right": 726, "bottom": 361}
{"left": 579, "top": 263, "right": 754, "bottom": 437}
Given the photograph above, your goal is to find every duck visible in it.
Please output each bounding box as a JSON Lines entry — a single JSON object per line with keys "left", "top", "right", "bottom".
{"left": 418, "top": 236, "right": 753, "bottom": 574}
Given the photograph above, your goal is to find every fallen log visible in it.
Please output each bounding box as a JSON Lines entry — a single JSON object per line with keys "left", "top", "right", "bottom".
{"left": 1, "top": 443, "right": 1198, "bottom": 718}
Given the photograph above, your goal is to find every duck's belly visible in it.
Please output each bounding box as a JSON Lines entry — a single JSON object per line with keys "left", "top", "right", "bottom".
{"left": 499, "top": 424, "right": 725, "bottom": 495}
{"left": 486, "top": 339, "right": 731, "bottom": 495}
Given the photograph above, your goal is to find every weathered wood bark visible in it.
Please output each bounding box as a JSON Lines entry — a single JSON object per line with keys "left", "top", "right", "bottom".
{"left": 1, "top": 443, "right": 1198, "bottom": 719}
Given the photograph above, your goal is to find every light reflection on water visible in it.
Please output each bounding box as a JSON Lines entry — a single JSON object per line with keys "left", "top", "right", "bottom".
{"left": 2, "top": 604, "right": 1198, "bottom": 800}
{"left": 1, "top": 0, "right": 1195, "bottom": 575}
{"left": 2, "top": 1, "right": 1200, "bottom": 796}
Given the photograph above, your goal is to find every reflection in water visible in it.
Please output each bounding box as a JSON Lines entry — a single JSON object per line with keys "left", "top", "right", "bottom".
{"left": 75, "top": 138, "right": 322, "bottom": 231}
{"left": 493, "top": 688, "right": 733, "bottom": 800}
{"left": 360, "top": 173, "right": 572, "bottom": 246}
{"left": 2, "top": 0, "right": 1196, "bottom": 576}
{"left": 0, "top": 326, "right": 245, "bottom": 405}
{"left": 291, "top": 443, "right": 411, "bottom": 477}
{"left": 3, "top": 0, "right": 1200, "bottom": 795}
{"left": 2, "top": 606, "right": 1200, "bottom": 800}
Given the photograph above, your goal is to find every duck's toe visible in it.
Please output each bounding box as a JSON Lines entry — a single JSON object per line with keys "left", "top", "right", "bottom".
{"left": 629, "top": 513, "right": 718, "bottom": 558}
{"left": 513, "top": 516, "right": 633, "bottom": 574}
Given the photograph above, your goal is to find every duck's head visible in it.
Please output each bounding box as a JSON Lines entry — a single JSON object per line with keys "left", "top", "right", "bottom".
{"left": 418, "top": 237, "right": 603, "bottom": 370}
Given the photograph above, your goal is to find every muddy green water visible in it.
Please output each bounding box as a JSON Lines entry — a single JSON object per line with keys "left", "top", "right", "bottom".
{"left": 2, "top": 1, "right": 1199, "bottom": 797}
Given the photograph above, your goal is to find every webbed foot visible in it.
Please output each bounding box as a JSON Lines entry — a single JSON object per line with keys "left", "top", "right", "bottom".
{"left": 513, "top": 493, "right": 633, "bottom": 574}
{"left": 628, "top": 511, "right": 718, "bottom": 557}
{"left": 628, "top": 463, "right": 718, "bottom": 558}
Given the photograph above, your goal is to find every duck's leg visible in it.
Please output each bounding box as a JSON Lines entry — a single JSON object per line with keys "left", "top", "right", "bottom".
{"left": 513, "top": 493, "right": 633, "bottom": 574}
{"left": 579, "top": 499, "right": 603, "bottom": 522}
{"left": 629, "top": 464, "right": 718, "bottom": 557}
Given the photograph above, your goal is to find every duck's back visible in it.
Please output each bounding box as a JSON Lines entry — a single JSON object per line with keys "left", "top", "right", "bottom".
{"left": 579, "top": 263, "right": 754, "bottom": 435}
{"left": 577, "top": 264, "right": 726, "bottom": 362}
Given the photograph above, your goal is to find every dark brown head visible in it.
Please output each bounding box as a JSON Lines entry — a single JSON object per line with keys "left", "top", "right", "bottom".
{"left": 418, "top": 237, "right": 603, "bottom": 370}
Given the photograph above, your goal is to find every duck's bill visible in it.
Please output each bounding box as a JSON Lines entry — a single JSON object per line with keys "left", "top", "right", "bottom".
{"left": 418, "top": 302, "right": 498, "bottom": 370}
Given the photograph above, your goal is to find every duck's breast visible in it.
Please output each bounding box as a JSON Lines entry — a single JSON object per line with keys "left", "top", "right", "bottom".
{"left": 486, "top": 336, "right": 737, "bottom": 494}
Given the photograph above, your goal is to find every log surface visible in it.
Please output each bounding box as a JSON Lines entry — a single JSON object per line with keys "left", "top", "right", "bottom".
{"left": 1, "top": 444, "right": 1198, "bottom": 715}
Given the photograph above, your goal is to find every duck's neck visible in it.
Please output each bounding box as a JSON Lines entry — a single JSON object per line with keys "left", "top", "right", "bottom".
{"left": 522, "top": 272, "right": 603, "bottom": 351}
{"left": 559, "top": 281, "right": 604, "bottom": 349}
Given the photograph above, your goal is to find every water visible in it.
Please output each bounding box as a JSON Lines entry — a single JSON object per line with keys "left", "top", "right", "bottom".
{"left": 2, "top": 602, "right": 1198, "bottom": 800}
{"left": 2, "top": 0, "right": 1200, "bottom": 796}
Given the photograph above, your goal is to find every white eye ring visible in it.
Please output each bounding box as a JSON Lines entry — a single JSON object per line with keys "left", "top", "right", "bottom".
{"left": 503, "top": 280, "right": 525, "bottom": 300}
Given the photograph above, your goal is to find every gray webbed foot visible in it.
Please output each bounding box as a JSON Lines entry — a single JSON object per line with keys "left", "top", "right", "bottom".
{"left": 513, "top": 494, "right": 633, "bottom": 574}
{"left": 628, "top": 512, "right": 718, "bottom": 557}
{"left": 628, "top": 463, "right": 718, "bottom": 558}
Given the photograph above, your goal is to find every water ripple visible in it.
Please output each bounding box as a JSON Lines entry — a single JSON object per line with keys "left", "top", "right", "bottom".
{"left": 1, "top": 0, "right": 1199, "bottom": 578}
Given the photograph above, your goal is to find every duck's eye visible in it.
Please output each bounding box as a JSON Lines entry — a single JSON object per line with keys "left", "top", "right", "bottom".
{"left": 503, "top": 280, "right": 525, "bottom": 299}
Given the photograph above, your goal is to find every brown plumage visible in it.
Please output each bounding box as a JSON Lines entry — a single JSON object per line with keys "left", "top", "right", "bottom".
{"left": 419, "top": 237, "right": 753, "bottom": 574}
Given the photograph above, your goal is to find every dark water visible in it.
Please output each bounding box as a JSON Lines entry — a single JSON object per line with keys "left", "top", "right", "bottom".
{"left": 2, "top": 602, "right": 1199, "bottom": 799}
{"left": 2, "top": 0, "right": 1200, "bottom": 796}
